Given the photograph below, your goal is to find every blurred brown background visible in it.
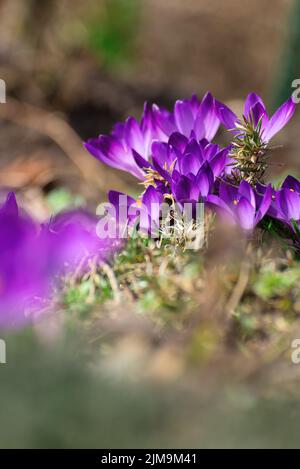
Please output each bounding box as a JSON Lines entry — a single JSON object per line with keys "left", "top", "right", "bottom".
{"left": 0, "top": 0, "right": 298, "bottom": 216}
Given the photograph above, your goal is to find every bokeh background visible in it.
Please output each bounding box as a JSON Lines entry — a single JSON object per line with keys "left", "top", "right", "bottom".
{"left": 1, "top": 0, "right": 300, "bottom": 449}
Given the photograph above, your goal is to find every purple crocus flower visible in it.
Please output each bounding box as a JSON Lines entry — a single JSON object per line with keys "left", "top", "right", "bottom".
{"left": 85, "top": 93, "right": 223, "bottom": 180}
{"left": 172, "top": 161, "right": 214, "bottom": 206}
{"left": 153, "top": 92, "right": 221, "bottom": 142}
{"left": 139, "top": 185, "right": 164, "bottom": 236}
{"left": 47, "top": 208, "right": 120, "bottom": 272}
{"left": 256, "top": 176, "right": 300, "bottom": 227}
{"left": 0, "top": 193, "right": 52, "bottom": 327}
{"left": 258, "top": 176, "right": 300, "bottom": 228}
{"left": 0, "top": 193, "right": 118, "bottom": 329}
{"left": 85, "top": 103, "right": 159, "bottom": 179}
{"left": 207, "top": 180, "right": 272, "bottom": 230}
{"left": 107, "top": 186, "right": 164, "bottom": 237}
{"left": 217, "top": 92, "right": 296, "bottom": 142}
{"left": 133, "top": 132, "right": 229, "bottom": 187}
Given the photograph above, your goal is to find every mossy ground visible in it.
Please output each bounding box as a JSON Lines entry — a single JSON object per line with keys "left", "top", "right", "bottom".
{"left": 3, "top": 195, "right": 300, "bottom": 448}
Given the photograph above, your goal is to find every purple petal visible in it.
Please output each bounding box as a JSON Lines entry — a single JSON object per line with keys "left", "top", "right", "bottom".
{"left": 0, "top": 192, "right": 19, "bottom": 216}
{"left": 197, "top": 92, "right": 220, "bottom": 141}
{"left": 168, "top": 132, "right": 189, "bottom": 152}
{"left": 209, "top": 148, "right": 228, "bottom": 177}
{"left": 185, "top": 139, "right": 204, "bottom": 164}
{"left": 249, "top": 102, "right": 269, "bottom": 128}
{"left": 244, "top": 93, "right": 266, "bottom": 120}
{"left": 177, "top": 153, "right": 201, "bottom": 176}
{"left": 151, "top": 157, "right": 172, "bottom": 183}
{"left": 108, "top": 190, "right": 136, "bottom": 211}
{"left": 219, "top": 182, "right": 238, "bottom": 207}
{"left": 278, "top": 188, "right": 300, "bottom": 221}
{"left": 196, "top": 162, "right": 214, "bottom": 198}
{"left": 125, "top": 117, "right": 145, "bottom": 156}
{"left": 172, "top": 175, "right": 198, "bottom": 203}
{"left": 152, "top": 105, "right": 176, "bottom": 139}
{"left": 236, "top": 197, "right": 256, "bottom": 230}
{"left": 204, "top": 143, "right": 220, "bottom": 161}
{"left": 238, "top": 180, "right": 256, "bottom": 208}
{"left": 255, "top": 185, "right": 272, "bottom": 224}
{"left": 140, "top": 186, "right": 163, "bottom": 233}
{"left": 194, "top": 92, "right": 215, "bottom": 140}
{"left": 206, "top": 194, "right": 235, "bottom": 220}
{"left": 151, "top": 141, "right": 175, "bottom": 169}
{"left": 188, "top": 94, "right": 201, "bottom": 116}
{"left": 111, "top": 122, "right": 126, "bottom": 140}
{"left": 132, "top": 149, "right": 151, "bottom": 170}
{"left": 174, "top": 100, "right": 194, "bottom": 137}
{"left": 85, "top": 136, "right": 144, "bottom": 180}
{"left": 215, "top": 99, "right": 238, "bottom": 130}
{"left": 282, "top": 175, "right": 300, "bottom": 193}
{"left": 263, "top": 98, "right": 296, "bottom": 142}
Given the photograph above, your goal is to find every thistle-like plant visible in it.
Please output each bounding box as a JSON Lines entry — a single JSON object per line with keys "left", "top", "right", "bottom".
{"left": 228, "top": 113, "right": 268, "bottom": 185}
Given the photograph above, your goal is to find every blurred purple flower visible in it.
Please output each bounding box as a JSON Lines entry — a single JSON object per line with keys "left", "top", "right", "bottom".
{"left": 0, "top": 194, "right": 118, "bottom": 329}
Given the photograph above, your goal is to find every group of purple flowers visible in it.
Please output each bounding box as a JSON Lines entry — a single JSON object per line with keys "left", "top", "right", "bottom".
{"left": 85, "top": 92, "right": 297, "bottom": 234}
{"left": 0, "top": 91, "right": 298, "bottom": 327}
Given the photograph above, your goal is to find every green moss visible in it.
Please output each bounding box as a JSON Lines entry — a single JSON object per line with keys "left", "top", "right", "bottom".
{"left": 254, "top": 267, "right": 299, "bottom": 300}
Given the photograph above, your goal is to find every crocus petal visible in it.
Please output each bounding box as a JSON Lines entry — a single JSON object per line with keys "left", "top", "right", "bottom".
{"left": 84, "top": 136, "right": 144, "bottom": 180}
{"left": 125, "top": 117, "right": 146, "bottom": 156}
{"left": 177, "top": 153, "right": 201, "bottom": 176}
{"left": 215, "top": 99, "right": 238, "bottom": 129}
{"left": 204, "top": 143, "right": 220, "bottom": 161}
{"left": 196, "top": 162, "right": 214, "bottom": 198}
{"left": 238, "top": 180, "right": 256, "bottom": 208}
{"left": 152, "top": 157, "right": 172, "bottom": 183}
{"left": 219, "top": 182, "right": 238, "bottom": 207}
{"left": 111, "top": 122, "right": 126, "bottom": 140}
{"left": 188, "top": 94, "right": 201, "bottom": 116}
{"left": 174, "top": 100, "right": 194, "bottom": 137}
{"left": 185, "top": 139, "right": 204, "bottom": 165}
{"left": 282, "top": 175, "right": 300, "bottom": 193}
{"left": 168, "top": 132, "right": 189, "bottom": 153}
{"left": 202, "top": 92, "right": 220, "bottom": 140}
{"left": 152, "top": 105, "right": 176, "bottom": 139}
{"left": 255, "top": 185, "right": 272, "bottom": 225}
{"left": 140, "top": 186, "right": 163, "bottom": 234}
{"left": 151, "top": 141, "right": 175, "bottom": 169}
{"left": 0, "top": 192, "right": 19, "bottom": 216}
{"left": 132, "top": 149, "right": 151, "bottom": 170}
{"left": 108, "top": 190, "right": 136, "bottom": 212}
{"left": 209, "top": 148, "right": 228, "bottom": 177}
{"left": 206, "top": 194, "right": 235, "bottom": 220}
{"left": 172, "top": 175, "right": 197, "bottom": 203}
{"left": 194, "top": 95, "right": 211, "bottom": 140}
{"left": 263, "top": 98, "right": 296, "bottom": 142}
{"left": 278, "top": 188, "right": 300, "bottom": 221}
{"left": 249, "top": 102, "right": 269, "bottom": 128}
{"left": 236, "top": 197, "right": 256, "bottom": 230}
{"left": 244, "top": 93, "right": 266, "bottom": 120}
